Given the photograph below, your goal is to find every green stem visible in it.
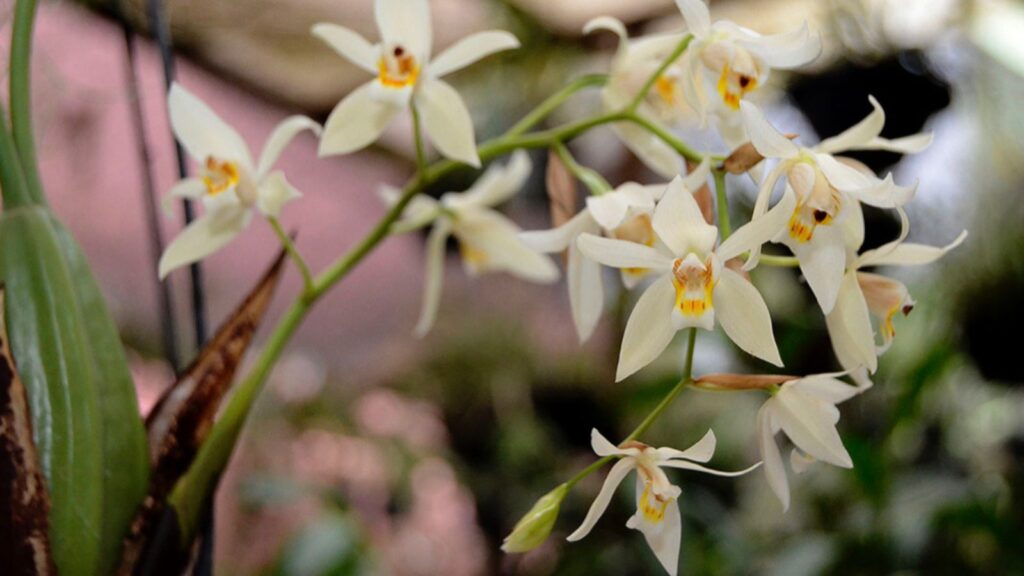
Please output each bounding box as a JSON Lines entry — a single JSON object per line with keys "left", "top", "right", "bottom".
{"left": 627, "top": 35, "right": 693, "bottom": 114}
{"left": 565, "top": 329, "right": 698, "bottom": 489}
{"left": 9, "top": 0, "right": 44, "bottom": 205}
{"left": 409, "top": 102, "right": 428, "bottom": 175}
{"left": 268, "top": 217, "right": 314, "bottom": 295}
{"left": 552, "top": 140, "right": 611, "bottom": 196}
{"left": 506, "top": 74, "right": 608, "bottom": 138}
{"left": 0, "top": 100, "right": 32, "bottom": 208}
{"left": 714, "top": 169, "right": 731, "bottom": 240}
{"left": 621, "top": 111, "right": 705, "bottom": 164}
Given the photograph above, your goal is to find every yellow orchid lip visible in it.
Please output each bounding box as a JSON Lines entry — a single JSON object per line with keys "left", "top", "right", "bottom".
{"left": 378, "top": 45, "right": 420, "bottom": 89}
{"left": 716, "top": 63, "right": 758, "bottom": 111}
{"left": 672, "top": 255, "right": 714, "bottom": 317}
{"left": 639, "top": 483, "right": 671, "bottom": 524}
{"left": 202, "top": 156, "right": 240, "bottom": 196}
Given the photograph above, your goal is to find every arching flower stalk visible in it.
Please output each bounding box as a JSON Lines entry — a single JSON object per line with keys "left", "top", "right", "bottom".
{"left": 567, "top": 429, "right": 759, "bottom": 576}
{"left": 159, "top": 83, "right": 320, "bottom": 278}
{"left": 577, "top": 168, "right": 797, "bottom": 381}
{"left": 313, "top": 0, "right": 520, "bottom": 166}
{"left": 381, "top": 151, "right": 559, "bottom": 336}
{"left": 738, "top": 97, "right": 933, "bottom": 313}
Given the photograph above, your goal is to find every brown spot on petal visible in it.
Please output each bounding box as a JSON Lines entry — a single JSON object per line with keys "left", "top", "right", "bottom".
{"left": 0, "top": 286, "right": 57, "bottom": 575}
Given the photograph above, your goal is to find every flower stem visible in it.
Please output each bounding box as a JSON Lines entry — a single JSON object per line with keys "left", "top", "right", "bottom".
{"left": 268, "top": 217, "right": 314, "bottom": 295}
{"left": 0, "top": 100, "right": 32, "bottom": 209}
{"left": 409, "top": 102, "right": 429, "bottom": 176}
{"left": 759, "top": 255, "right": 800, "bottom": 267}
{"left": 621, "top": 111, "right": 705, "bottom": 164}
{"left": 565, "top": 329, "right": 698, "bottom": 489}
{"left": 714, "top": 169, "right": 732, "bottom": 240}
{"left": 552, "top": 140, "right": 611, "bottom": 196}
{"left": 9, "top": 0, "right": 45, "bottom": 206}
{"left": 507, "top": 74, "right": 608, "bottom": 138}
{"left": 626, "top": 34, "right": 693, "bottom": 114}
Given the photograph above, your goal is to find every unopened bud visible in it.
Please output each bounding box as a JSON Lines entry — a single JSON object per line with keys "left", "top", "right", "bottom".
{"left": 501, "top": 483, "right": 568, "bottom": 553}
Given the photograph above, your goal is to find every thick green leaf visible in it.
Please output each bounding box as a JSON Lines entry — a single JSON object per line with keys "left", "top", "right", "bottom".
{"left": 0, "top": 206, "right": 104, "bottom": 575}
{"left": 49, "top": 216, "right": 149, "bottom": 575}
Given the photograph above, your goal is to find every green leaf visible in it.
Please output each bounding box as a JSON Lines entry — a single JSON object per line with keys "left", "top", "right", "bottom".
{"left": 48, "top": 216, "right": 149, "bottom": 575}
{"left": 0, "top": 206, "right": 104, "bottom": 576}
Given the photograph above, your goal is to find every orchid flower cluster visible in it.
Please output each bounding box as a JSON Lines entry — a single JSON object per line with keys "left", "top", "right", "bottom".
{"left": 155, "top": 0, "right": 965, "bottom": 574}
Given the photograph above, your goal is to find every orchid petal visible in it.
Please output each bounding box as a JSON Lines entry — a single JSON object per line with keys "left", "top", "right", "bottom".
{"left": 675, "top": 0, "right": 711, "bottom": 38}
{"left": 429, "top": 30, "right": 519, "bottom": 78}
{"left": 417, "top": 79, "right": 481, "bottom": 167}
{"left": 637, "top": 497, "right": 681, "bottom": 576}
{"left": 451, "top": 149, "right": 530, "bottom": 208}
{"left": 311, "top": 23, "right": 379, "bottom": 74}
{"left": 569, "top": 244, "right": 605, "bottom": 343}
{"left": 577, "top": 234, "right": 673, "bottom": 272}
{"left": 158, "top": 207, "right": 252, "bottom": 279}
{"left": 319, "top": 81, "right": 400, "bottom": 157}
{"left": 660, "top": 460, "right": 761, "bottom": 477}
{"left": 791, "top": 375, "right": 862, "bottom": 405}
{"left": 566, "top": 458, "right": 636, "bottom": 542}
{"left": 519, "top": 210, "right": 598, "bottom": 253}
{"left": 859, "top": 230, "right": 967, "bottom": 267}
{"left": 794, "top": 225, "right": 847, "bottom": 314}
{"left": 718, "top": 187, "right": 796, "bottom": 264}
{"left": 616, "top": 276, "right": 677, "bottom": 382}
{"left": 815, "top": 154, "right": 916, "bottom": 207}
{"left": 257, "top": 171, "right": 302, "bottom": 218}
{"left": 168, "top": 83, "right": 253, "bottom": 170}
{"left": 455, "top": 210, "right": 559, "bottom": 282}
{"left": 773, "top": 386, "right": 853, "bottom": 468}
{"left": 257, "top": 116, "right": 321, "bottom": 178}
{"left": 713, "top": 269, "right": 783, "bottom": 366}
{"left": 758, "top": 404, "right": 790, "bottom": 511}
{"left": 613, "top": 122, "right": 684, "bottom": 179}
{"left": 739, "top": 22, "right": 822, "bottom": 68}
{"left": 376, "top": 0, "right": 432, "bottom": 61}
{"left": 852, "top": 133, "right": 933, "bottom": 154}
{"left": 656, "top": 429, "right": 716, "bottom": 463}
{"left": 584, "top": 16, "right": 629, "bottom": 60}
{"left": 163, "top": 178, "right": 207, "bottom": 214}
{"left": 414, "top": 220, "right": 452, "bottom": 337}
{"left": 826, "top": 273, "right": 878, "bottom": 373}
{"left": 591, "top": 428, "right": 631, "bottom": 457}
{"left": 653, "top": 175, "right": 719, "bottom": 257}
{"left": 379, "top": 186, "right": 441, "bottom": 229}
{"left": 740, "top": 101, "right": 799, "bottom": 160}
{"left": 790, "top": 449, "right": 815, "bottom": 474}
{"left": 816, "top": 95, "right": 886, "bottom": 155}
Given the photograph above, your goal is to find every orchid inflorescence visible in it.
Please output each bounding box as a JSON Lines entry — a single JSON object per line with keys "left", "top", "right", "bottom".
{"left": 156, "top": 0, "right": 965, "bottom": 573}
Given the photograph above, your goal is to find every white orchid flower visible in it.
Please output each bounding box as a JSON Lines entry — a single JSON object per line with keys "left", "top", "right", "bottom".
{"left": 313, "top": 0, "right": 519, "bottom": 167}
{"left": 520, "top": 176, "right": 675, "bottom": 343}
{"left": 757, "top": 372, "right": 861, "bottom": 511}
{"left": 826, "top": 214, "right": 967, "bottom": 383}
{"left": 567, "top": 428, "right": 758, "bottom": 576}
{"left": 158, "top": 83, "right": 321, "bottom": 279}
{"left": 738, "top": 97, "right": 933, "bottom": 314}
{"left": 584, "top": 16, "right": 689, "bottom": 178}
{"left": 381, "top": 151, "right": 559, "bottom": 336}
{"left": 577, "top": 166, "right": 796, "bottom": 381}
{"left": 674, "top": 0, "right": 821, "bottom": 142}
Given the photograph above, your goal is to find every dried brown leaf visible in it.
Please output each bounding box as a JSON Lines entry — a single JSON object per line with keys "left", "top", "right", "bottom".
{"left": 693, "top": 373, "right": 799, "bottom": 391}
{"left": 722, "top": 134, "right": 798, "bottom": 175}
{"left": 687, "top": 159, "right": 715, "bottom": 225}
{"left": 0, "top": 286, "right": 56, "bottom": 576}
{"left": 118, "top": 250, "right": 286, "bottom": 573}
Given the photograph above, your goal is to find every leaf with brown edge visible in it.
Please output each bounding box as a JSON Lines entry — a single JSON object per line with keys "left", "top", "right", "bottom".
{"left": 546, "top": 149, "right": 578, "bottom": 230}
{"left": 722, "top": 134, "right": 798, "bottom": 175}
{"left": 116, "top": 249, "right": 287, "bottom": 574}
{"left": 693, "top": 373, "right": 799, "bottom": 391}
{"left": 0, "top": 285, "right": 56, "bottom": 576}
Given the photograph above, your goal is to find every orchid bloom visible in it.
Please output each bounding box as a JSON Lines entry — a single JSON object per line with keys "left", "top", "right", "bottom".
{"left": 381, "top": 151, "right": 559, "bottom": 336}
{"left": 738, "top": 97, "right": 933, "bottom": 314}
{"left": 577, "top": 166, "right": 796, "bottom": 381}
{"left": 520, "top": 176, "right": 675, "bottom": 343}
{"left": 826, "top": 213, "right": 967, "bottom": 383}
{"left": 567, "top": 429, "right": 758, "bottom": 576}
{"left": 674, "top": 0, "right": 821, "bottom": 143}
{"left": 158, "top": 84, "right": 320, "bottom": 279}
{"left": 757, "top": 373, "right": 861, "bottom": 511}
{"left": 584, "top": 16, "right": 688, "bottom": 178}
{"left": 313, "top": 0, "right": 519, "bottom": 167}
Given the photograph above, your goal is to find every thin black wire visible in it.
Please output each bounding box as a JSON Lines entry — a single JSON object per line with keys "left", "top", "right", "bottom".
{"left": 143, "top": 1, "right": 213, "bottom": 574}
{"left": 145, "top": 0, "right": 208, "bottom": 350}
{"left": 116, "top": 3, "right": 180, "bottom": 372}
